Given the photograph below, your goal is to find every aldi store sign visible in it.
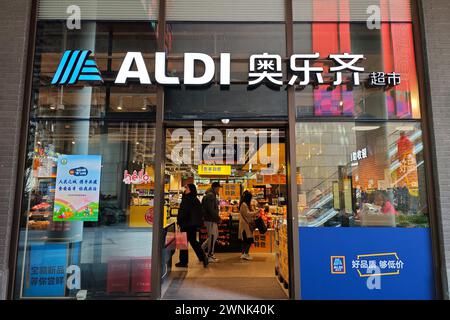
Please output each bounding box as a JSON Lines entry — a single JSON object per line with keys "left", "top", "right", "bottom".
{"left": 52, "top": 50, "right": 401, "bottom": 88}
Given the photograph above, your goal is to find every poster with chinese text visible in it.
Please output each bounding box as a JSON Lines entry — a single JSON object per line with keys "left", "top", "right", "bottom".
{"left": 53, "top": 155, "right": 102, "bottom": 221}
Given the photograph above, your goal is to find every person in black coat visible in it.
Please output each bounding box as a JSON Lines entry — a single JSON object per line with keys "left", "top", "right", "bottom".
{"left": 176, "top": 183, "right": 208, "bottom": 268}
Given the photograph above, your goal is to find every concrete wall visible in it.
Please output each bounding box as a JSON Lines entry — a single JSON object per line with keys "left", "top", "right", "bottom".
{"left": 0, "top": 0, "right": 32, "bottom": 299}
{"left": 420, "top": 0, "right": 450, "bottom": 299}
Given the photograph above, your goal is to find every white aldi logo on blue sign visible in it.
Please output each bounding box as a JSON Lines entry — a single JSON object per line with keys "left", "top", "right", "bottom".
{"left": 331, "top": 256, "right": 346, "bottom": 274}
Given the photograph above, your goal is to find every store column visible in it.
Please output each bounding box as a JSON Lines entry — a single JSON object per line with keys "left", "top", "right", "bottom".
{"left": 0, "top": 0, "right": 33, "bottom": 299}
{"left": 420, "top": 0, "right": 450, "bottom": 299}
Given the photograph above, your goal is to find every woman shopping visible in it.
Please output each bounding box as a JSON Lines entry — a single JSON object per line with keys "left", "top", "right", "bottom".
{"left": 238, "top": 190, "right": 259, "bottom": 261}
{"left": 176, "top": 184, "right": 209, "bottom": 268}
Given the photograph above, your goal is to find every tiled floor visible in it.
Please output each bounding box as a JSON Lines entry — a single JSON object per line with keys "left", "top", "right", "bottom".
{"left": 162, "top": 250, "right": 288, "bottom": 300}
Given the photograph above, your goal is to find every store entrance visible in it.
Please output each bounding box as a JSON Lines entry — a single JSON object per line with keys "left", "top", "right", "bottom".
{"left": 160, "top": 124, "right": 290, "bottom": 299}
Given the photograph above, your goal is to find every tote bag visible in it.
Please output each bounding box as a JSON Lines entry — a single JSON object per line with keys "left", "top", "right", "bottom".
{"left": 175, "top": 230, "right": 188, "bottom": 250}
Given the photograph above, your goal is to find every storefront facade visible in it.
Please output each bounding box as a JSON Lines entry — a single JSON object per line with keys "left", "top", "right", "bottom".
{"left": 0, "top": 0, "right": 449, "bottom": 300}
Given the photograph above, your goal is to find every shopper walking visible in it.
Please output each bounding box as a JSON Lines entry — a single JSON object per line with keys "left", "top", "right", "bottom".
{"left": 201, "top": 181, "right": 222, "bottom": 263}
{"left": 239, "top": 190, "right": 259, "bottom": 261}
{"left": 176, "top": 184, "right": 209, "bottom": 268}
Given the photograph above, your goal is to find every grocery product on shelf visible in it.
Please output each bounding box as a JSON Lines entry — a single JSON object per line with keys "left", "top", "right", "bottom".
{"left": 129, "top": 183, "right": 154, "bottom": 228}
{"left": 28, "top": 146, "right": 59, "bottom": 231}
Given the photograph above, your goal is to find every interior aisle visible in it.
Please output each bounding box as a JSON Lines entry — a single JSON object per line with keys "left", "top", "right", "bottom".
{"left": 162, "top": 250, "right": 288, "bottom": 300}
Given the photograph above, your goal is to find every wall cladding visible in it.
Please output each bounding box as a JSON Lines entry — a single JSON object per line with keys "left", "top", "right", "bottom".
{"left": 0, "top": 0, "right": 31, "bottom": 299}
{"left": 420, "top": 0, "right": 450, "bottom": 299}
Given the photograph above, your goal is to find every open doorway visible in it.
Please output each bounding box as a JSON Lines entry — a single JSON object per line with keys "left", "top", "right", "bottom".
{"left": 160, "top": 123, "right": 290, "bottom": 299}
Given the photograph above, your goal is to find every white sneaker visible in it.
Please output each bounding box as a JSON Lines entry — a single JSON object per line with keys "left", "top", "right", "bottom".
{"left": 241, "top": 254, "right": 253, "bottom": 261}
{"left": 208, "top": 256, "right": 219, "bottom": 263}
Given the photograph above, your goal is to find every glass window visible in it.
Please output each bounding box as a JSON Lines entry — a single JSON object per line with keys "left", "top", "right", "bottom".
{"left": 293, "top": 1, "right": 420, "bottom": 120}
{"left": 166, "top": 0, "right": 285, "bottom": 22}
{"left": 295, "top": 121, "right": 429, "bottom": 228}
{"left": 165, "top": 84, "right": 287, "bottom": 120}
{"left": 293, "top": 0, "right": 412, "bottom": 23}
{"left": 14, "top": 120, "right": 156, "bottom": 298}
{"left": 17, "top": 1, "right": 160, "bottom": 299}
{"left": 164, "top": 23, "right": 287, "bottom": 120}
{"left": 166, "top": 23, "right": 285, "bottom": 56}
{"left": 38, "top": 0, "right": 159, "bottom": 21}
{"left": 32, "top": 21, "right": 158, "bottom": 119}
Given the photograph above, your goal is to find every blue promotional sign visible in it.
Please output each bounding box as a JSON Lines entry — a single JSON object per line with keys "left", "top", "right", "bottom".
{"left": 23, "top": 243, "right": 68, "bottom": 297}
{"left": 299, "top": 227, "right": 435, "bottom": 300}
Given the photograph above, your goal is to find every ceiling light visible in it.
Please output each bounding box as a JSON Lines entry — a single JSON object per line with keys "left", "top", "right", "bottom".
{"left": 117, "top": 96, "right": 124, "bottom": 111}
{"left": 396, "top": 126, "right": 415, "bottom": 132}
{"left": 352, "top": 126, "right": 380, "bottom": 131}
{"left": 71, "top": 141, "right": 75, "bottom": 145}
{"left": 221, "top": 118, "right": 230, "bottom": 124}
{"left": 142, "top": 97, "right": 148, "bottom": 111}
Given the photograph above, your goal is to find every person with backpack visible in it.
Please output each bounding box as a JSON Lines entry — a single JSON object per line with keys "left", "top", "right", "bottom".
{"left": 201, "top": 181, "right": 222, "bottom": 263}
{"left": 176, "top": 184, "right": 209, "bottom": 268}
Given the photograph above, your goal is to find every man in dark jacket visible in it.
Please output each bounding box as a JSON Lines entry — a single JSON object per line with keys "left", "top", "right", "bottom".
{"left": 176, "top": 184, "right": 208, "bottom": 268}
{"left": 201, "top": 182, "right": 221, "bottom": 263}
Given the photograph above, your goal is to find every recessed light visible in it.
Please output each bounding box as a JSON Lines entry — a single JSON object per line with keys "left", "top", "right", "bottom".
{"left": 221, "top": 118, "right": 230, "bottom": 124}
{"left": 396, "top": 126, "right": 415, "bottom": 131}
{"left": 352, "top": 126, "right": 380, "bottom": 131}
{"left": 71, "top": 141, "right": 75, "bottom": 145}
{"left": 117, "top": 106, "right": 122, "bottom": 110}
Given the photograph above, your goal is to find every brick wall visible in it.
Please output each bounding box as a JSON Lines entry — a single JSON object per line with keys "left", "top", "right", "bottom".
{"left": 421, "top": 0, "right": 450, "bottom": 299}
{"left": 0, "top": 0, "right": 31, "bottom": 299}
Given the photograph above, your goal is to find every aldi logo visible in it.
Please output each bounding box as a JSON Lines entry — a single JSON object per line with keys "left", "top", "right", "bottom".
{"left": 51, "top": 50, "right": 102, "bottom": 85}
{"left": 331, "top": 256, "right": 346, "bottom": 274}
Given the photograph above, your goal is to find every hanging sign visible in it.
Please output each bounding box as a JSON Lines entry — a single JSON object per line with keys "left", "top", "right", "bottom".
{"left": 198, "top": 164, "right": 231, "bottom": 176}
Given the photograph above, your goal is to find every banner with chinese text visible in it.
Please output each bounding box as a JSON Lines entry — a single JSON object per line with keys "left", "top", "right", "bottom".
{"left": 299, "top": 227, "right": 435, "bottom": 299}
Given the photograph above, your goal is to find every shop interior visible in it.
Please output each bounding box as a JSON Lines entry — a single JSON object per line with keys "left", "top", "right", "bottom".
{"left": 158, "top": 127, "right": 290, "bottom": 299}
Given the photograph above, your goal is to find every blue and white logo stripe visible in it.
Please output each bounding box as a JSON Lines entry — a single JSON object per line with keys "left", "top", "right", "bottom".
{"left": 51, "top": 50, "right": 102, "bottom": 85}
